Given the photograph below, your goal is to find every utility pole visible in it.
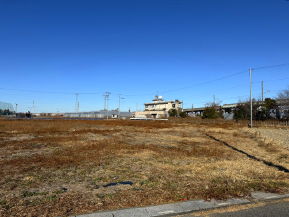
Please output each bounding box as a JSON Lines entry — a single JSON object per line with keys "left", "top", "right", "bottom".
{"left": 75, "top": 93, "right": 79, "bottom": 113}
{"left": 261, "top": 80, "right": 264, "bottom": 101}
{"left": 249, "top": 68, "right": 253, "bottom": 128}
{"left": 103, "top": 92, "right": 111, "bottom": 120}
{"left": 103, "top": 94, "right": 106, "bottom": 111}
{"left": 32, "top": 100, "right": 35, "bottom": 113}
{"left": 118, "top": 94, "right": 125, "bottom": 119}
{"left": 118, "top": 94, "right": 121, "bottom": 118}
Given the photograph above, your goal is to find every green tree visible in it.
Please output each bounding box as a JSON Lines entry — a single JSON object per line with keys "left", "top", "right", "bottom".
{"left": 263, "top": 98, "right": 277, "bottom": 119}
{"left": 202, "top": 107, "right": 220, "bottom": 119}
{"left": 233, "top": 104, "right": 249, "bottom": 121}
{"left": 264, "top": 98, "right": 277, "bottom": 110}
{"left": 179, "top": 111, "right": 187, "bottom": 118}
{"left": 233, "top": 99, "right": 275, "bottom": 121}
{"left": 168, "top": 109, "right": 178, "bottom": 117}
{"left": 0, "top": 109, "right": 14, "bottom": 115}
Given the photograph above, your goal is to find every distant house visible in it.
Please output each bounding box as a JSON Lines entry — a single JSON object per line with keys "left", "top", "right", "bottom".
{"left": 134, "top": 96, "right": 182, "bottom": 119}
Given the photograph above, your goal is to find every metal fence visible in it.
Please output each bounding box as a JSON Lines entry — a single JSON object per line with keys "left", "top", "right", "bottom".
{"left": 252, "top": 120, "right": 289, "bottom": 127}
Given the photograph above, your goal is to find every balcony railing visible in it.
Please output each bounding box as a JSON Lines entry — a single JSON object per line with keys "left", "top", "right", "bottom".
{"left": 144, "top": 108, "right": 167, "bottom": 111}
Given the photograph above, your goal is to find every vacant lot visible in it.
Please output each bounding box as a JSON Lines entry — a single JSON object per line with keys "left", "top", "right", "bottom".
{"left": 0, "top": 119, "right": 289, "bottom": 217}
{"left": 246, "top": 127, "right": 289, "bottom": 149}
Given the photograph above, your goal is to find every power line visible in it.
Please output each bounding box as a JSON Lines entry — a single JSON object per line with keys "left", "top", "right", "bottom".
{"left": 1, "top": 62, "right": 289, "bottom": 112}
{"left": 122, "top": 70, "right": 247, "bottom": 97}
{"left": 159, "top": 70, "right": 247, "bottom": 94}
{"left": 253, "top": 63, "right": 289, "bottom": 71}
{"left": 253, "top": 76, "right": 289, "bottom": 84}
{"left": 158, "top": 63, "right": 289, "bottom": 96}
{"left": 1, "top": 63, "right": 288, "bottom": 97}
{"left": 136, "top": 76, "right": 286, "bottom": 100}
{"left": 0, "top": 87, "right": 99, "bottom": 95}
{"left": 2, "top": 76, "right": 286, "bottom": 98}
{"left": 126, "top": 75, "right": 289, "bottom": 99}
{"left": 200, "top": 95, "right": 249, "bottom": 104}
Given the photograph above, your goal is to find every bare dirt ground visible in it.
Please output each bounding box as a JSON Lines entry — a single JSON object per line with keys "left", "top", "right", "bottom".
{"left": 0, "top": 119, "right": 289, "bottom": 217}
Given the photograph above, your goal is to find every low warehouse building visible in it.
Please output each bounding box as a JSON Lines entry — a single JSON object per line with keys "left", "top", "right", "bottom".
{"left": 64, "top": 110, "right": 132, "bottom": 119}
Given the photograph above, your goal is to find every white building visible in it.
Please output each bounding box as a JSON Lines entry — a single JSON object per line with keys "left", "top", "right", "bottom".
{"left": 135, "top": 96, "right": 182, "bottom": 119}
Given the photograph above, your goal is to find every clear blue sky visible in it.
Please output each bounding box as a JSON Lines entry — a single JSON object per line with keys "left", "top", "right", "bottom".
{"left": 1, "top": 0, "right": 289, "bottom": 112}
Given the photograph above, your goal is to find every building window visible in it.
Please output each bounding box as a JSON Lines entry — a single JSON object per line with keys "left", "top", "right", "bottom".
{"left": 172, "top": 104, "right": 175, "bottom": 108}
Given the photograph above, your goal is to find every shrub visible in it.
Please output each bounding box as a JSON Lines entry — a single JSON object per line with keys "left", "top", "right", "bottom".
{"left": 234, "top": 104, "right": 249, "bottom": 121}
{"left": 203, "top": 107, "right": 220, "bottom": 119}
{"left": 168, "top": 109, "right": 178, "bottom": 117}
{"left": 179, "top": 111, "right": 187, "bottom": 118}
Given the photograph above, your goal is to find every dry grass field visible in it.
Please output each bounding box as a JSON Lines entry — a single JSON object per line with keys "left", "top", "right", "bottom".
{"left": 0, "top": 119, "right": 289, "bottom": 217}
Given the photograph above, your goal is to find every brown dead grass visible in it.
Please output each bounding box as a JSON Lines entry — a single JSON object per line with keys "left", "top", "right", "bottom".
{"left": 0, "top": 119, "right": 288, "bottom": 217}
{"left": 203, "top": 127, "right": 289, "bottom": 169}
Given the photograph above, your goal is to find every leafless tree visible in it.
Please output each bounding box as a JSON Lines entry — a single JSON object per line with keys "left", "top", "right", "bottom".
{"left": 277, "top": 86, "right": 289, "bottom": 119}
{"left": 277, "top": 86, "right": 289, "bottom": 106}
{"left": 278, "top": 86, "right": 289, "bottom": 99}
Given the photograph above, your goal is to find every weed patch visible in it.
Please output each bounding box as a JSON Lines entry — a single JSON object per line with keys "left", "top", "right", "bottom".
{"left": 0, "top": 119, "right": 288, "bottom": 217}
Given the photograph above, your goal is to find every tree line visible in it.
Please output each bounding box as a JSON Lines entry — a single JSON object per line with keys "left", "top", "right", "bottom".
{"left": 0, "top": 109, "right": 14, "bottom": 115}
{"left": 168, "top": 86, "right": 289, "bottom": 120}
{"left": 202, "top": 87, "right": 289, "bottom": 120}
